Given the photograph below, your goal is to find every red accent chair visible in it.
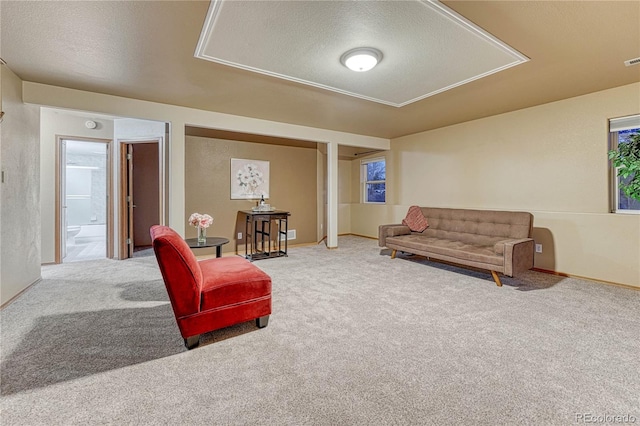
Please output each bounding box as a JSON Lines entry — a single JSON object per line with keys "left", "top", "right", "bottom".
{"left": 150, "top": 225, "right": 271, "bottom": 349}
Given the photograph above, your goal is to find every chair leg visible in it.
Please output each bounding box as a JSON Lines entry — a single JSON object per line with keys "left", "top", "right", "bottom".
{"left": 256, "top": 315, "right": 269, "bottom": 328}
{"left": 184, "top": 334, "right": 200, "bottom": 349}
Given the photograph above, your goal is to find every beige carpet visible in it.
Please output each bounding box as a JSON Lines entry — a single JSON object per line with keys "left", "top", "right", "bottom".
{"left": 1, "top": 236, "right": 639, "bottom": 425}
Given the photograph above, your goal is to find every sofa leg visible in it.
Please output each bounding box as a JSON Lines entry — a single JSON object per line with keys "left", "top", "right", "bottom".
{"left": 391, "top": 249, "right": 397, "bottom": 259}
{"left": 491, "top": 270, "right": 503, "bottom": 287}
{"left": 184, "top": 335, "right": 200, "bottom": 349}
{"left": 256, "top": 315, "right": 270, "bottom": 328}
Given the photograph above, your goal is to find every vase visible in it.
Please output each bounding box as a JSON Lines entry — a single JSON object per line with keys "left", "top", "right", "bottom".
{"left": 197, "top": 224, "right": 207, "bottom": 244}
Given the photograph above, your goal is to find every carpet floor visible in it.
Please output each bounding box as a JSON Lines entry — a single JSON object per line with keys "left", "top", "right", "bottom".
{"left": 1, "top": 236, "right": 639, "bottom": 425}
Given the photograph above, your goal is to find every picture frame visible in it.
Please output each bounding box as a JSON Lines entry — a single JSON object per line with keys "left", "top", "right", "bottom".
{"left": 230, "top": 158, "right": 270, "bottom": 200}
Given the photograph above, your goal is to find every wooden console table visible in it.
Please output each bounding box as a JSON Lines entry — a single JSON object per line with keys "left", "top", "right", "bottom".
{"left": 240, "top": 210, "right": 290, "bottom": 261}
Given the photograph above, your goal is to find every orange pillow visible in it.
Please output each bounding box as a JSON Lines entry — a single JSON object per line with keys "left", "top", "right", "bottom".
{"left": 402, "top": 206, "right": 428, "bottom": 232}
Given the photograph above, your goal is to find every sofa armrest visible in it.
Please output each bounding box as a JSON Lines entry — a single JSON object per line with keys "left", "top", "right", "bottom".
{"left": 378, "top": 224, "right": 411, "bottom": 247}
{"left": 502, "top": 238, "right": 534, "bottom": 277}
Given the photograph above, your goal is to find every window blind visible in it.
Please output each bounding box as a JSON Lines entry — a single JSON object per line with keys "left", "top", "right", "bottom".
{"left": 609, "top": 114, "right": 640, "bottom": 132}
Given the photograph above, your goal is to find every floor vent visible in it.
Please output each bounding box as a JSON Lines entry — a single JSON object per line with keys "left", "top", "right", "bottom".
{"left": 624, "top": 57, "right": 640, "bottom": 67}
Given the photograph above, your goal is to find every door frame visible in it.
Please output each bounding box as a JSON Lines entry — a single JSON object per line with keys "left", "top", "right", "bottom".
{"left": 55, "top": 136, "right": 114, "bottom": 264}
{"left": 118, "top": 138, "right": 164, "bottom": 259}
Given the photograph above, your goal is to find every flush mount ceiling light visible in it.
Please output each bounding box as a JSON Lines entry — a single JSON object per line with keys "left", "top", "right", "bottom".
{"left": 340, "top": 47, "right": 382, "bottom": 72}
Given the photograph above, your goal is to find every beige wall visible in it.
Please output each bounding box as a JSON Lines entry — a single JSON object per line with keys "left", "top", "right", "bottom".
{"left": 39, "top": 111, "right": 166, "bottom": 263}
{"left": 40, "top": 109, "right": 114, "bottom": 263}
{"left": 1, "top": 66, "right": 40, "bottom": 305}
{"left": 185, "top": 136, "right": 318, "bottom": 255}
{"left": 24, "top": 82, "right": 389, "bottom": 241}
{"left": 351, "top": 83, "right": 640, "bottom": 288}
{"left": 338, "top": 159, "right": 352, "bottom": 235}
{"left": 20, "top": 81, "right": 639, "bottom": 287}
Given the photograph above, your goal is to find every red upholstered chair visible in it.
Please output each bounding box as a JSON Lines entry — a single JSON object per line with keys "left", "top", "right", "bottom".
{"left": 150, "top": 225, "right": 271, "bottom": 349}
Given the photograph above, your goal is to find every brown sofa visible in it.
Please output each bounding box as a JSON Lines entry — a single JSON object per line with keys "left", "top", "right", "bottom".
{"left": 379, "top": 207, "right": 534, "bottom": 286}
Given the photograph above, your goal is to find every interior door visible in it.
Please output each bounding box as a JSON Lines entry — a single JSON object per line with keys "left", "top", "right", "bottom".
{"left": 131, "top": 143, "right": 160, "bottom": 248}
{"left": 119, "top": 140, "right": 161, "bottom": 258}
{"left": 60, "top": 140, "right": 68, "bottom": 260}
{"left": 127, "top": 144, "right": 135, "bottom": 258}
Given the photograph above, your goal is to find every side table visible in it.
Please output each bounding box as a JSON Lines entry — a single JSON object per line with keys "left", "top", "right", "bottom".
{"left": 185, "top": 237, "right": 230, "bottom": 258}
{"left": 240, "top": 210, "right": 290, "bottom": 261}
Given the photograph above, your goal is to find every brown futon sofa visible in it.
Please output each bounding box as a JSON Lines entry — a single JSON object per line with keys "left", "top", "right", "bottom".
{"left": 379, "top": 207, "right": 535, "bottom": 286}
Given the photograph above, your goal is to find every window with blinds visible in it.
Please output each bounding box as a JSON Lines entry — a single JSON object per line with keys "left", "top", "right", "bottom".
{"left": 361, "top": 158, "right": 386, "bottom": 203}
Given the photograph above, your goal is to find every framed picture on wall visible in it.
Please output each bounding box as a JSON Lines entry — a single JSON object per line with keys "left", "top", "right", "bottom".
{"left": 231, "top": 158, "right": 270, "bottom": 199}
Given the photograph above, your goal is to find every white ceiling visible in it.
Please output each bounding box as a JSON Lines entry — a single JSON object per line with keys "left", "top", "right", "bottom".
{"left": 195, "top": 0, "right": 528, "bottom": 107}
{"left": 2, "top": 1, "right": 639, "bottom": 139}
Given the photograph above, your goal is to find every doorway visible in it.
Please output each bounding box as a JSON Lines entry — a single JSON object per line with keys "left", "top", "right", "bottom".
{"left": 56, "top": 137, "right": 113, "bottom": 263}
{"left": 119, "top": 140, "right": 161, "bottom": 258}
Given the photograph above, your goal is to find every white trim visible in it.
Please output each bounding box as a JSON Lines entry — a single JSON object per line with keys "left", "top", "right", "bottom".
{"left": 361, "top": 158, "right": 386, "bottom": 204}
{"left": 610, "top": 123, "right": 640, "bottom": 213}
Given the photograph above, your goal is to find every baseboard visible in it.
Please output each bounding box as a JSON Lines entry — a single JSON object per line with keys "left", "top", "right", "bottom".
{"left": 532, "top": 268, "right": 639, "bottom": 291}
{"left": 342, "top": 233, "right": 377, "bottom": 240}
{"left": 0, "top": 277, "right": 42, "bottom": 309}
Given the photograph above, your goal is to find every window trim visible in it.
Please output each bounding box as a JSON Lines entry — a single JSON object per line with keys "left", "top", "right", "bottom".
{"left": 608, "top": 119, "right": 640, "bottom": 215}
{"left": 361, "top": 157, "right": 386, "bottom": 204}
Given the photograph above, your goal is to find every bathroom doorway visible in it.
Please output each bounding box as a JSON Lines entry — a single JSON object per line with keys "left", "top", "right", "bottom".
{"left": 56, "top": 137, "right": 113, "bottom": 263}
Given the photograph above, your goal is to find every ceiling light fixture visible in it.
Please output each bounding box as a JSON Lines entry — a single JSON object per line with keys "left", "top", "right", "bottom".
{"left": 340, "top": 47, "right": 382, "bottom": 72}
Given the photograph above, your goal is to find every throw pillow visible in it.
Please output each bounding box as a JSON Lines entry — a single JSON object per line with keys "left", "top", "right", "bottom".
{"left": 402, "top": 206, "right": 428, "bottom": 232}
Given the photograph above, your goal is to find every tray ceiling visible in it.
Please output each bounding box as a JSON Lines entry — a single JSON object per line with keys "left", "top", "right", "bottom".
{"left": 195, "top": 0, "right": 528, "bottom": 107}
{"left": 2, "top": 1, "right": 639, "bottom": 138}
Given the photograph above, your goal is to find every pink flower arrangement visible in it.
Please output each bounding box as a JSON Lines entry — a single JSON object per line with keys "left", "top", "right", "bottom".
{"left": 188, "top": 213, "right": 213, "bottom": 228}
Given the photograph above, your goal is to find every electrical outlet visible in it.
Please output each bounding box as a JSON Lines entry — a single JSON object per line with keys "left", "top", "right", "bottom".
{"left": 237, "top": 232, "right": 242, "bottom": 240}
{"left": 535, "top": 244, "right": 542, "bottom": 253}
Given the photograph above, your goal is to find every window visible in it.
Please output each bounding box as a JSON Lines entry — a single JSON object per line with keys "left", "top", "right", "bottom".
{"left": 362, "top": 158, "right": 386, "bottom": 203}
{"left": 609, "top": 115, "right": 640, "bottom": 213}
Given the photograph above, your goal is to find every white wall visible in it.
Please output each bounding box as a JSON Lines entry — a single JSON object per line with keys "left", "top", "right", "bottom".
{"left": 1, "top": 67, "right": 40, "bottom": 305}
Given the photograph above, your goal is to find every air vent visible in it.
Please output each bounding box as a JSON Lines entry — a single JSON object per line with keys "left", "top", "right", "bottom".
{"left": 624, "top": 57, "right": 640, "bottom": 67}
{"left": 280, "top": 229, "right": 296, "bottom": 241}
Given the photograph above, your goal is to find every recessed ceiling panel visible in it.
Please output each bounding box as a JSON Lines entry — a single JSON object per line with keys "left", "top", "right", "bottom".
{"left": 195, "top": 0, "right": 529, "bottom": 107}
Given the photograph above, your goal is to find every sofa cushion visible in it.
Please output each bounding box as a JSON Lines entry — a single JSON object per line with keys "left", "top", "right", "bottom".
{"left": 200, "top": 257, "right": 272, "bottom": 311}
{"left": 386, "top": 235, "right": 504, "bottom": 267}
{"left": 402, "top": 205, "right": 429, "bottom": 232}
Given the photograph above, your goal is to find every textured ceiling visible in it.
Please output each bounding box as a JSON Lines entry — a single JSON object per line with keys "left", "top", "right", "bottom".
{"left": 1, "top": 1, "right": 639, "bottom": 139}
{"left": 195, "top": 0, "right": 528, "bottom": 107}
